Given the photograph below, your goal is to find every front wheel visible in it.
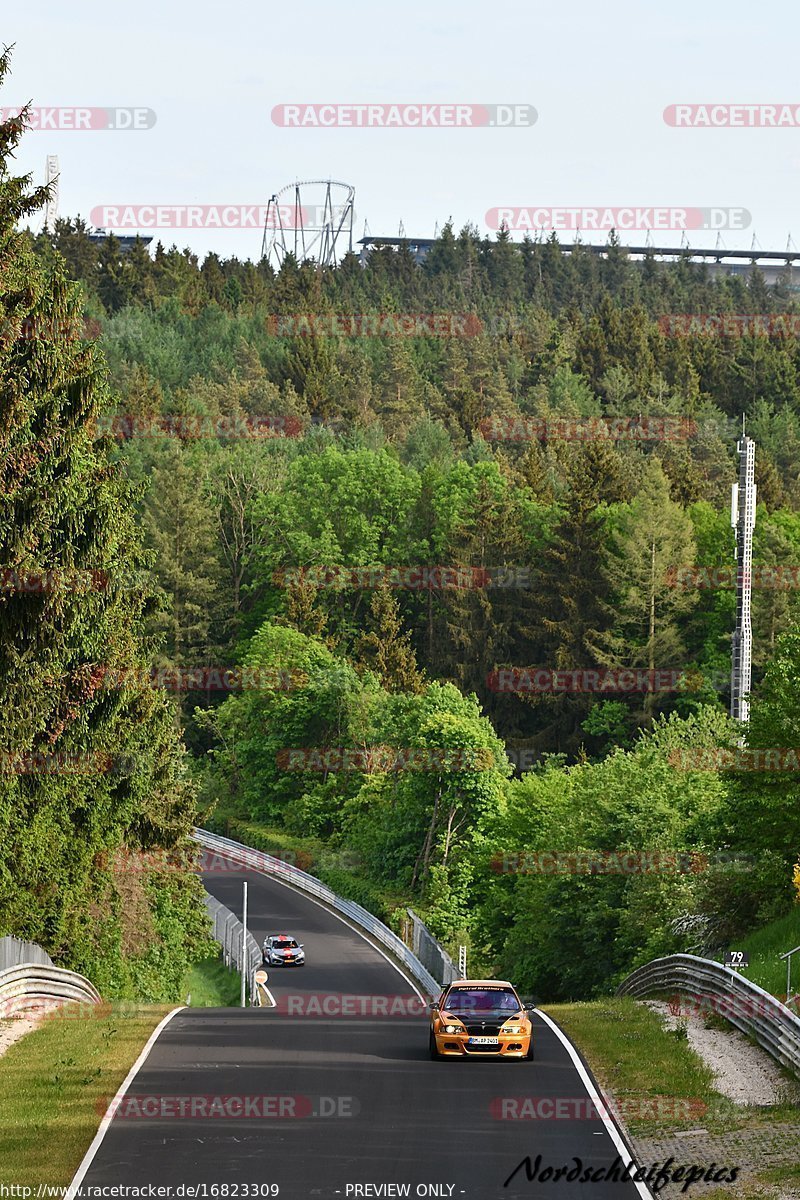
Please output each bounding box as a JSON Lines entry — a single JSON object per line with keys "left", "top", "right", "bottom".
{"left": 523, "top": 1039, "right": 534, "bottom": 1061}
{"left": 429, "top": 1031, "right": 441, "bottom": 1061}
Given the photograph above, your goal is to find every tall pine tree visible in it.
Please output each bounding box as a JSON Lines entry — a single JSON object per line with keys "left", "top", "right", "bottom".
{"left": 0, "top": 61, "right": 209, "bottom": 996}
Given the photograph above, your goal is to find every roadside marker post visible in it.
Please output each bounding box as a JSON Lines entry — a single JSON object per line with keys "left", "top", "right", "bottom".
{"left": 241, "top": 881, "right": 248, "bottom": 1008}
{"left": 780, "top": 943, "right": 800, "bottom": 1009}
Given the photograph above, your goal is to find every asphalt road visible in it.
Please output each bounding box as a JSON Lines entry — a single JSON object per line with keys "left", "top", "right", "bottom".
{"left": 76, "top": 865, "right": 653, "bottom": 1199}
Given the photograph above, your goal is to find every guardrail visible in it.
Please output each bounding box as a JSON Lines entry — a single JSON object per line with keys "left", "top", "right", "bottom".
{"left": 194, "top": 828, "right": 442, "bottom": 997}
{"left": 0, "top": 963, "right": 101, "bottom": 1018}
{"left": 406, "top": 909, "right": 459, "bottom": 988}
{"left": 203, "top": 892, "right": 262, "bottom": 1003}
{"left": 617, "top": 953, "right": 800, "bottom": 1077}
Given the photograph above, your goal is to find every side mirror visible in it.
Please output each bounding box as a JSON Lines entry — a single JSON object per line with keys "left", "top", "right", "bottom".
{"left": 298, "top": 944, "right": 304, "bottom": 949}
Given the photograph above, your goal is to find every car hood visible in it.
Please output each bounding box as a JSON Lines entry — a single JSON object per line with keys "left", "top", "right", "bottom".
{"left": 442, "top": 1008, "right": 525, "bottom": 1021}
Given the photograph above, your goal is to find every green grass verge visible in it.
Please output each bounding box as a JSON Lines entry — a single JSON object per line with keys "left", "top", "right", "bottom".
{"left": 738, "top": 907, "right": 800, "bottom": 1000}
{"left": 546, "top": 997, "right": 800, "bottom": 1197}
{"left": 0, "top": 1003, "right": 173, "bottom": 1187}
{"left": 182, "top": 953, "right": 242, "bottom": 1007}
{"left": 0, "top": 960, "right": 246, "bottom": 1187}
{"left": 546, "top": 997, "right": 799, "bottom": 1131}
{"left": 545, "top": 997, "right": 720, "bottom": 1135}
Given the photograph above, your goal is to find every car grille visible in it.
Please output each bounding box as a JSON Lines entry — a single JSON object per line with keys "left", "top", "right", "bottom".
{"left": 465, "top": 1022, "right": 502, "bottom": 1036}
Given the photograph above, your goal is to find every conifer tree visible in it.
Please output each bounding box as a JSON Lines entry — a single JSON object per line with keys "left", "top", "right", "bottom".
{"left": 355, "top": 585, "right": 425, "bottom": 693}
{"left": 0, "top": 60, "right": 209, "bottom": 994}
{"left": 143, "top": 441, "right": 224, "bottom": 664}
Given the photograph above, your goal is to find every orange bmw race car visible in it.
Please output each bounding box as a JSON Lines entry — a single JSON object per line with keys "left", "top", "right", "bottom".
{"left": 429, "top": 979, "right": 534, "bottom": 1060}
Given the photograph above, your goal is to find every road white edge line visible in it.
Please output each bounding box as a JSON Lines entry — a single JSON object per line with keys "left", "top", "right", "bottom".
{"left": 233, "top": 848, "right": 653, "bottom": 1196}
{"left": 535, "top": 1008, "right": 656, "bottom": 1200}
{"left": 65, "top": 1006, "right": 185, "bottom": 1200}
{"left": 255, "top": 983, "right": 277, "bottom": 1008}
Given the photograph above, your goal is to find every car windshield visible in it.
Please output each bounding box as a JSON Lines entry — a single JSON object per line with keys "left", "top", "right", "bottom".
{"left": 273, "top": 938, "right": 298, "bottom": 949}
{"left": 443, "top": 988, "right": 520, "bottom": 1015}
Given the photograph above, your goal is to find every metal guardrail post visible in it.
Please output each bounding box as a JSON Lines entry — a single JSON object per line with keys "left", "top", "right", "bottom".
{"left": 779, "top": 943, "right": 800, "bottom": 1009}
{"left": 240, "top": 882, "right": 248, "bottom": 1009}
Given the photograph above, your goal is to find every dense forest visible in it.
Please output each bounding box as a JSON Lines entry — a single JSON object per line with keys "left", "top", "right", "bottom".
{"left": 4, "top": 63, "right": 800, "bottom": 997}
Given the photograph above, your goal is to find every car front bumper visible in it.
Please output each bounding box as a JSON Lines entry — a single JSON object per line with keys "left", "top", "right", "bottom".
{"left": 432, "top": 1029, "right": 532, "bottom": 1058}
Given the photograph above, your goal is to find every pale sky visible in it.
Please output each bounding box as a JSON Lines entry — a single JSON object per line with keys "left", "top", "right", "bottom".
{"left": 5, "top": 0, "right": 800, "bottom": 262}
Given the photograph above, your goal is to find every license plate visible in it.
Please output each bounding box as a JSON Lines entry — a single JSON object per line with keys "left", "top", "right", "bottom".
{"left": 468, "top": 1036, "right": 499, "bottom": 1046}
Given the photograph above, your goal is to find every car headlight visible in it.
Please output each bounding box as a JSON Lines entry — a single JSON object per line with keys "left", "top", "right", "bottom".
{"left": 443, "top": 1023, "right": 465, "bottom": 1034}
{"left": 500, "top": 1025, "right": 522, "bottom": 1034}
